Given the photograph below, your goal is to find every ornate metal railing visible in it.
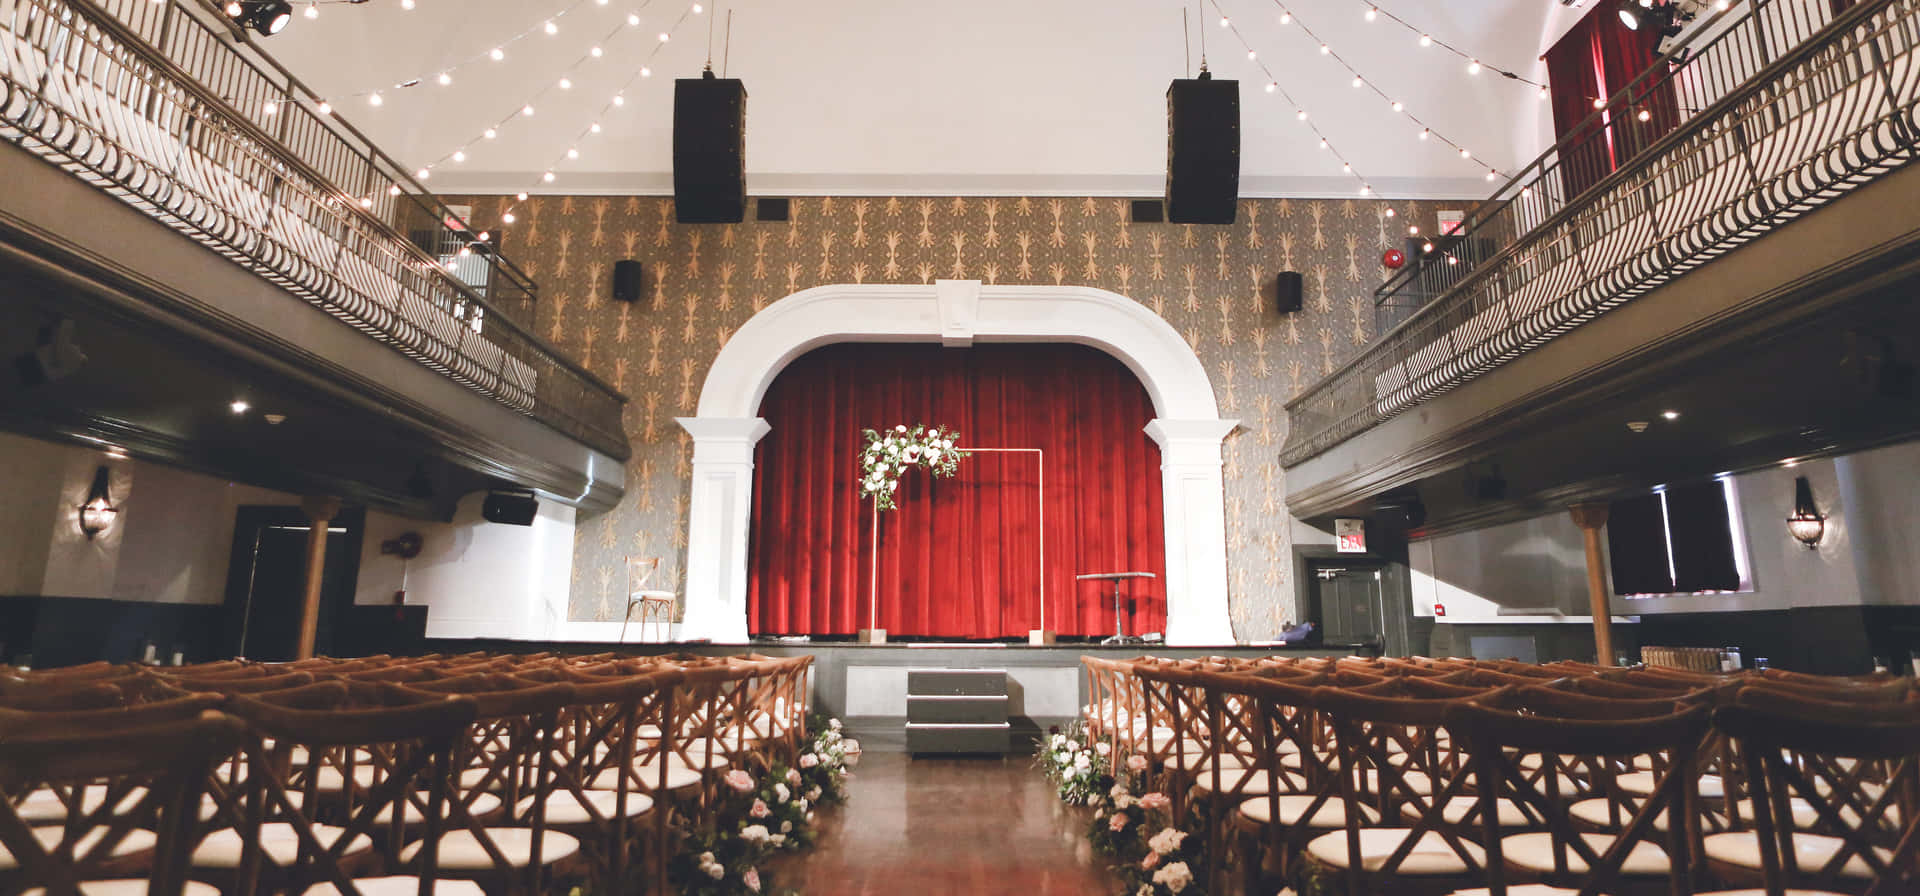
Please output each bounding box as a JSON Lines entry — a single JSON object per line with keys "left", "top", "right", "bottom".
{"left": 0, "top": 0, "right": 629, "bottom": 460}
{"left": 1282, "top": 0, "right": 1918, "bottom": 467}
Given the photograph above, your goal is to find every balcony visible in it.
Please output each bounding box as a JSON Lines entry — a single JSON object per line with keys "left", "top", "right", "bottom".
{"left": 0, "top": 0, "right": 627, "bottom": 464}
{"left": 1283, "top": 0, "right": 1919, "bottom": 471}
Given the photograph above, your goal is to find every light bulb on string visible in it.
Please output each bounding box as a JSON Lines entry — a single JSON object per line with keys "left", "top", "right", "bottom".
{"left": 1359, "top": 184, "right": 1371, "bottom": 195}
{"left": 591, "top": 46, "right": 603, "bottom": 57}
{"left": 516, "top": 192, "right": 528, "bottom": 201}
{"left": 542, "top": 171, "right": 556, "bottom": 182}
{"left": 613, "top": 94, "right": 626, "bottom": 106}
{"left": 1485, "top": 170, "right": 1497, "bottom": 181}
{"left": 559, "top": 77, "right": 572, "bottom": 89}
{"left": 1319, "top": 43, "right": 1330, "bottom": 54}
{"left": 1419, "top": 33, "right": 1431, "bottom": 47}
{"left": 368, "top": 92, "right": 382, "bottom": 106}
{"left": 566, "top": 148, "right": 579, "bottom": 159}
{"left": 415, "top": 168, "right": 429, "bottom": 179}
{"left": 1459, "top": 148, "right": 1471, "bottom": 158}
{"left": 388, "top": 184, "right": 401, "bottom": 196}
{"left": 1247, "top": 50, "right": 1257, "bottom": 60}
{"left": 484, "top": 128, "right": 497, "bottom": 139}
{"left": 262, "top": 101, "right": 277, "bottom": 115}
{"left": 1391, "top": 101, "right": 1403, "bottom": 112}
{"left": 303, "top": 3, "right": 316, "bottom": 19}
{"left": 522, "top": 104, "right": 535, "bottom": 116}
{"left": 1351, "top": 76, "right": 1363, "bottom": 88}
{"left": 1384, "top": 207, "right": 1395, "bottom": 218}
{"left": 452, "top": 150, "right": 466, "bottom": 162}
{"left": 317, "top": 101, "right": 330, "bottom": 115}
{"left": 1419, "top": 128, "right": 1430, "bottom": 140}
{"left": 1318, "top": 139, "right": 1328, "bottom": 149}
{"left": 360, "top": 196, "right": 373, "bottom": 208}
{"left": 1637, "top": 108, "right": 1652, "bottom": 121}
{"left": 490, "top": 48, "right": 504, "bottom": 61}
{"left": 438, "top": 72, "right": 452, "bottom": 85}
{"left": 1365, "top": 7, "right": 1377, "bottom": 21}
{"left": 1468, "top": 59, "right": 1482, "bottom": 74}
{"left": 1341, "top": 162, "right": 1351, "bottom": 173}
{"left": 400, "top": 0, "right": 413, "bottom": 8}
{"left": 1279, "top": 11, "right": 1291, "bottom": 24}
{"left": 1218, "top": 15, "right": 1229, "bottom": 26}
{"left": 1265, "top": 82, "right": 1276, "bottom": 93}
{"left": 543, "top": 20, "right": 557, "bottom": 34}
{"left": 1408, "top": 225, "right": 1420, "bottom": 235}
{"left": 640, "top": 67, "right": 651, "bottom": 77}
{"left": 502, "top": 212, "right": 516, "bottom": 223}
{"left": 657, "top": 31, "right": 669, "bottom": 41}
{"left": 692, "top": 2, "right": 702, "bottom": 10}
{"left": 1592, "top": 97, "right": 1607, "bottom": 109}
{"left": 1539, "top": 87, "right": 1550, "bottom": 101}
{"left": 627, "top": 12, "right": 639, "bottom": 25}
{"left": 1296, "top": 110, "right": 1307, "bottom": 120}
{"left": 590, "top": 122, "right": 601, "bottom": 133}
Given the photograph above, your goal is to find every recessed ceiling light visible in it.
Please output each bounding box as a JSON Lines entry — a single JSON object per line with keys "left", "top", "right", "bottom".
{"left": 1627, "top": 421, "right": 1650, "bottom": 433}
{"left": 230, "top": 399, "right": 251, "bottom": 415}
{"left": 264, "top": 413, "right": 287, "bottom": 425}
{"left": 1661, "top": 410, "right": 1680, "bottom": 420}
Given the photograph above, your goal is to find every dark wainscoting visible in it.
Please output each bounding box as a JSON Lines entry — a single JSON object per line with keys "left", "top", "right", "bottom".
{"left": 1633, "top": 606, "right": 1920, "bottom": 675}
{"left": 0, "top": 595, "right": 226, "bottom": 668}
{"left": 0, "top": 597, "right": 429, "bottom": 669}
{"left": 1425, "top": 621, "right": 1641, "bottom": 665}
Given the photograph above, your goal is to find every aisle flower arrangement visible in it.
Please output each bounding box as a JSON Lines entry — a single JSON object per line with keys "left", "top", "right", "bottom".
{"left": 666, "top": 717, "right": 861, "bottom": 895}
{"left": 1036, "top": 724, "right": 1112, "bottom": 806}
{"left": 1038, "top": 725, "right": 1208, "bottom": 896}
{"left": 858, "top": 424, "right": 968, "bottom": 511}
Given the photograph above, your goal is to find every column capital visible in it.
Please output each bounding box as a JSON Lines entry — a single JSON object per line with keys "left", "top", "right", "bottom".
{"left": 1144, "top": 418, "right": 1240, "bottom": 467}
{"left": 1569, "top": 502, "right": 1610, "bottom": 532}
{"left": 301, "top": 495, "right": 342, "bottom": 523}
{"left": 678, "top": 417, "right": 773, "bottom": 466}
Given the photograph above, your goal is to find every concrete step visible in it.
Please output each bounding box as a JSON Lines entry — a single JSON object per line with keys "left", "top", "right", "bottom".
{"left": 907, "top": 668, "right": 1008, "bottom": 697}
{"left": 905, "top": 721, "right": 1012, "bottom": 755}
{"left": 907, "top": 694, "right": 1009, "bottom": 724}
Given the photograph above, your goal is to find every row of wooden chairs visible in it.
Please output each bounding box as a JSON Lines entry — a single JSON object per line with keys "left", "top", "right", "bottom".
{"left": 0, "top": 650, "right": 813, "bottom": 896}
{"left": 1083, "top": 654, "right": 1920, "bottom": 896}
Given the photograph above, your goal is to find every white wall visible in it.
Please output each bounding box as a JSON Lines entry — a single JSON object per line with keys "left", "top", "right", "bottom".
{"left": 0, "top": 431, "right": 294, "bottom": 603}
{"left": 1411, "top": 443, "right": 1920, "bottom": 621}
{"left": 358, "top": 493, "right": 594, "bottom": 641}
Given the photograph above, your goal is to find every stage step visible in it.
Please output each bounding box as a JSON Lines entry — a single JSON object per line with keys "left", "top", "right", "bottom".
{"left": 906, "top": 668, "right": 1009, "bottom": 697}
{"left": 905, "top": 668, "right": 1010, "bottom": 755}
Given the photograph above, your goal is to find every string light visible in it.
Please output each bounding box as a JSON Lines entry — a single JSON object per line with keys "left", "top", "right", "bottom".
{"left": 368, "top": 92, "right": 382, "bottom": 106}
{"left": 1467, "top": 59, "right": 1482, "bottom": 75}
{"left": 1364, "top": 7, "right": 1377, "bottom": 21}
{"left": 544, "top": 20, "right": 558, "bottom": 34}
{"left": 303, "top": 3, "right": 316, "bottom": 19}
{"left": 317, "top": 0, "right": 615, "bottom": 103}
{"left": 1332, "top": 0, "right": 1547, "bottom": 90}
{"left": 490, "top": 47, "right": 505, "bottom": 61}
{"left": 437, "top": 72, "right": 452, "bottom": 86}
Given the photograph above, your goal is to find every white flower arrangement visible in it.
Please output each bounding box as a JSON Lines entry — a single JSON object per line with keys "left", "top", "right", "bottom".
{"left": 859, "top": 424, "right": 969, "bottom": 511}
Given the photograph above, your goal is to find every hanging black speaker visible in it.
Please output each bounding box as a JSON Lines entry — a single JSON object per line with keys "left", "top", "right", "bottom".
{"left": 482, "top": 490, "right": 537, "bottom": 526}
{"left": 1275, "top": 271, "right": 1304, "bottom": 314}
{"left": 1165, "top": 75, "right": 1239, "bottom": 225}
{"left": 673, "top": 73, "right": 747, "bottom": 223}
{"left": 611, "top": 259, "right": 644, "bottom": 303}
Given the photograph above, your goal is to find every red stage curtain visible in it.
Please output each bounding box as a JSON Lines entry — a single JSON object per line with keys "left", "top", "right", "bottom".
{"left": 1545, "top": 3, "right": 1680, "bottom": 198}
{"left": 746, "top": 343, "right": 1166, "bottom": 639}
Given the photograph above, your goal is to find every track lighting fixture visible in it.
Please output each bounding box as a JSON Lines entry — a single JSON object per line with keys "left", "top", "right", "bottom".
{"left": 226, "top": 0, "right": 293, "bottom": 36}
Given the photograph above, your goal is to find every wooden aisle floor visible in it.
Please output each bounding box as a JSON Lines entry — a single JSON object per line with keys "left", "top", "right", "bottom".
{"left": 777, "top": 750, "right": 1120, "bottom": 895}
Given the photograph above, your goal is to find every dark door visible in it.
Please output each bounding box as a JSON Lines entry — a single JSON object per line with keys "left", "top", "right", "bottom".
{"left": 1308, "top": 561, "right": 1387, "bottom": 648}
{"left": 222, "top": 506, "right": 364, "bottom": 661}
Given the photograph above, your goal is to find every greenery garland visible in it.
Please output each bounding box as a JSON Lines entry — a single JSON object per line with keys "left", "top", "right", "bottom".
{"left": 1037, "top": 724, "right": 1209, "bottom": 896}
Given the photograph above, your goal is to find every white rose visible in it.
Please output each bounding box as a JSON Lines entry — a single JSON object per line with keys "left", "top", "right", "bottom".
{"left": 829, "top": 718, "right": 843, "bottom": 731}
{"left": 699, "top": 852, "right": 715, "bottom": 864}
{"left": 1094, "top": 741, "right": 1111, "bottom": 756}
{"left": 770, "top": 833, "right": 787, "bottom": 847}
{"left": 1137, "top": 886, "right": 1154, "bottom": 896}
{"left": 781, "top": 820, "right": 793, "bottom": 833}
{"left": 807, "top": 786, "right": 821, "bottom": 800}
{"left": 704, "top": 863, "right": 725, "bottom": 880}
{"left": 1148, "top": 827, "right": 1188, "bottom": 855}
{"left": 1073, "top": 753, "right": 1090, "bottom": 770}
{"left": 740, "top": 824, "right": 770, "bottom": 844}
{"left": 775, "top": 783, "right": 790, "bottom": 802}
{"left": 895, "top": 425, "right": 908, "bottom": 433}
{"left": 1153, "top": 861, "right": 1193, "bottom": 894}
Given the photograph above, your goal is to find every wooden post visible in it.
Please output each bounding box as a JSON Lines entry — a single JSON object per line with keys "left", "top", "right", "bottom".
{"left": 1568, "top": 502, "right": 1615, "bottom": 666}
{"left": 296, "top": 496, "right": 342, "bottom": 660}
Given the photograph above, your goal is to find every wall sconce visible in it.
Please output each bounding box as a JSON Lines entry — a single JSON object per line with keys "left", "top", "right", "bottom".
{"left": 78, "top": 465, "right": 118, "bottom": 539}
{"left": 1787, "top": 475, "right": 1826, "bottom": 549}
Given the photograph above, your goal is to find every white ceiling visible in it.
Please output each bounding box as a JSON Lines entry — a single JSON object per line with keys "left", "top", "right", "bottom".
{"left": 256, "top": 0, "right": 1587, "bottom": 198}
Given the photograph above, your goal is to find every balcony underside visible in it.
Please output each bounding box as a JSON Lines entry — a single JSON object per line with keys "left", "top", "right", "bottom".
{"left": 0, "top": 139, "right": 625, "bottom": 518}
{"left": 1284, "top": 158, "right": 1920, "bottom": 533}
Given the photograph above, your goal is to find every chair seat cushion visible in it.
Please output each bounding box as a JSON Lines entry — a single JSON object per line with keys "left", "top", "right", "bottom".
{"left": 305, "top": 876, "right": 487, "bottom": 896}
{"left": 1192, "top": 768, "right": 1298, "bottom": 796}
{"left": 379, "top": 792, "right": 502, "bottom": 826}
{"left": 1305, "top": 828, "right": 1486, "bottom": 875}
{"left": 399, "top": 829, "right": 581, "bottom": 870}
{"left": 14, "top": 786, "right": 147, "bottom": 824}
{"left": 1502, "top": 831, "right": 1671, "bottom": 876}
{"left": 24, "top": 882, "right": 220, "bottom": 896}
{"left": 192, "top": 823, "right": 372, "bottom": 868}
{"left": 587, "top": 762, "right": 703, "bottom": 792}
{"left": 1239, "top": 795, "right": 1379, "bottom": 827}
{"left": 517, "top": 789, "right": 655, "bottom": 824}
{"left": 1703, "top": 831, "right": 1889, "bottom": 879}
{"left": 1, "top": 827, "right": 157, "bottom": 871}
{"left": 1617, "top": 770, "right": 1724, "bottom": 799}
{"left": 1402, "top": 796, "right": 1538, "bottom": 828}
{"left": 1568, "top": 797, "right": 1673, "bottom": 833}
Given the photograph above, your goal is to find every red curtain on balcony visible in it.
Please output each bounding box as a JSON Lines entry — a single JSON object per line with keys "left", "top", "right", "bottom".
{"left": 746, "top": 343, "right": 1166, "bottom": 639}
{"left": 1545, "top": 2, "right": 1682, "bottom": 198}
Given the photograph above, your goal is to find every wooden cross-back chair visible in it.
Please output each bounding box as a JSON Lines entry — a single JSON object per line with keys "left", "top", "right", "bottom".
{"left": 1707, "top": 693, "right": 1920, "bottom": 896}
{"left": 396, "top": 674, "right": 581, "bottom": 896}
{"left": 1306, "top": 681, "right": 1503, "bottom": 896}
{"left": 192, "top": 680, "right": 477, "bottom": 896}
{"left": 1229, "top": 672, "right": 1356, "bottom": 890}
{"left": 621, "top": 557, "right": 676, "bottom": 644}
{"left": 0, "top": 702, "right": 241, "bottom": 896}
{"left": 1446, "top": 687, "right": 1714, "bottom": 896}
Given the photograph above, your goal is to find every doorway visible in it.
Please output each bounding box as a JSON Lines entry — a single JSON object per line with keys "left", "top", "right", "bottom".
{"left": 221, "top": 505, "right": 364, "bottom": 661}
{"left": 1306, "top": 559, "right": 1388, "bottom": 651}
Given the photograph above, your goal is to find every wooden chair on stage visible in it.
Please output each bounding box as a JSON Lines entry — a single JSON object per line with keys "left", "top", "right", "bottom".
{"left": 621, "top": 558, "right": 677, "bottom": 644}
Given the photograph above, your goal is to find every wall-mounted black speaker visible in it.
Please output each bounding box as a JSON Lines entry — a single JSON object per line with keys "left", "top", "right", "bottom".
{"left": 1166, "top": 75, "right": 1239, "bottom": 225}
{"left": 756, "top": 197, "right": 790, "bottom": 222}
{"left": 1129, "top": 199, "right": 1165, "bottom": 223}
{"left": 15, "top": 318, "right": 86, "bottom": 387}
{"left": 1275, "top": 271, "right": 1304, "bottom": 314}
{"left": 673, "top": 74, "right": 747, "bottom": 223}
{"left": 482, "top": 490, "right": 537, "bottom": 526}
{"left": 611, "top": 259, "right": 644, "bottom": 303}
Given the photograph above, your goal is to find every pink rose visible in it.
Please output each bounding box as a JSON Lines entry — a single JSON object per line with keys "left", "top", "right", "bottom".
{"left": 799, "top": 753, "right": 819, "bottom": 769}
{"left": 1109, "top": 811, "right": 1129, "bottom": 832}
{"left": 725, "top": 769, "right": 755, "bottom": 793}
{"left": 786, "top": 768, "right": 802, "bottom": 786}
{"left": 750, "top": 798, "right": 771, "bottom": 818}
{"left": 1141, "top": 851, "right": 1162, "bottom": 870}
{"left": 742, "top": 868, "right": 761, "bottom": 892}
{"left": 1139, "top": 792, "right": 1170, "bottom": 811}
{"left": 1126, "top": 754, "right": 1149, "bottom": 773}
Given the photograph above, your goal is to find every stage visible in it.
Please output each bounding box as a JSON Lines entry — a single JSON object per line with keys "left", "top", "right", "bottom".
{"left": 418, "top": 638, "right": 1378, "bottom": 751}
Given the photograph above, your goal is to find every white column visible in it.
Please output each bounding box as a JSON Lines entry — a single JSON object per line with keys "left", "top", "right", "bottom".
{"left": 1144, "top": 418, "right": 1240, "bottom": 646}
{"left": 676, "top": 416, "right": 771, "bottom": 643}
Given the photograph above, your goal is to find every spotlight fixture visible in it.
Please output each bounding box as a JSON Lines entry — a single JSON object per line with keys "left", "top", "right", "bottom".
{"left": 1662, "top": 409, "right": 1680, "bottom": 420}
{"left": 1619, "top": 0, "right": 1690, "bottom": 38}
{"left": 1787, "top": 475, "right": 1826, "bottom": 548}
{"left": 230, "top": 398, "right": 251, "bottom": 415}
{"left": 78, "top": 465, "right": 117, "bottom": 540}
{"left": 225, "top": 0, "right": 293, "bottom": 36}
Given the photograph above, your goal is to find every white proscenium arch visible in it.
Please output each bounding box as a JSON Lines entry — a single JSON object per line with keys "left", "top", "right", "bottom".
{"left": 676, "top": 280, "right": 1239, "bottom": 645}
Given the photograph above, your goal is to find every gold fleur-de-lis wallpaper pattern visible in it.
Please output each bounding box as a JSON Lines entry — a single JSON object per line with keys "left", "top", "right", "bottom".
{"left": 465, "top": 194, "right": 1454, "bottom": 639}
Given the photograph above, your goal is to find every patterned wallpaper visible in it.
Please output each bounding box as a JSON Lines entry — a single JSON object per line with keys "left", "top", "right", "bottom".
{"left": 467, "top": 194, "right": 1454, "bottom": 638}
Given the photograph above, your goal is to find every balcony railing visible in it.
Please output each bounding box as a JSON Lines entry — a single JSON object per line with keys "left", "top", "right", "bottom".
{"left": 0, "top": 0, "right": 629, "bottom": 460}
{"left": 1282, "top": 0, "right": 1918, "bottom": 468}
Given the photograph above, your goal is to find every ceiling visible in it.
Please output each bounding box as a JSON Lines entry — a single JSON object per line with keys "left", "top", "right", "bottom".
{"left": 250, "top": 0, "right": 1587, "bottom": 198}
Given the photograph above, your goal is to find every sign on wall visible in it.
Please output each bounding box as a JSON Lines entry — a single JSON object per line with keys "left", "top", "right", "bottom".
{"left": 1334, "top": 518, "right": 1367, "bottom": 554}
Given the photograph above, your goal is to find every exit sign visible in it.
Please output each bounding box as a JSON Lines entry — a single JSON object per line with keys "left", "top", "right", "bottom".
{"left": 1335, "top": 518, "right": 1367, "bottom": 553}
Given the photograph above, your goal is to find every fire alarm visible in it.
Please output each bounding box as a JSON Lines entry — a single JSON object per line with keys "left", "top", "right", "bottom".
{"left": 1434, "top": 602, "right": 1447, "bottom": 617}
{"left": 1382, "top": 248, "right": 1407, "bottom": 270}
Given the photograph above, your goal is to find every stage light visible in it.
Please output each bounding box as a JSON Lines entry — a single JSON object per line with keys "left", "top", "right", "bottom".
{"left": 78, "top": 466, "right": 117, "bottom": 540}
{"left": 226, "top": 0, "right": 293, "bottom": 36}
